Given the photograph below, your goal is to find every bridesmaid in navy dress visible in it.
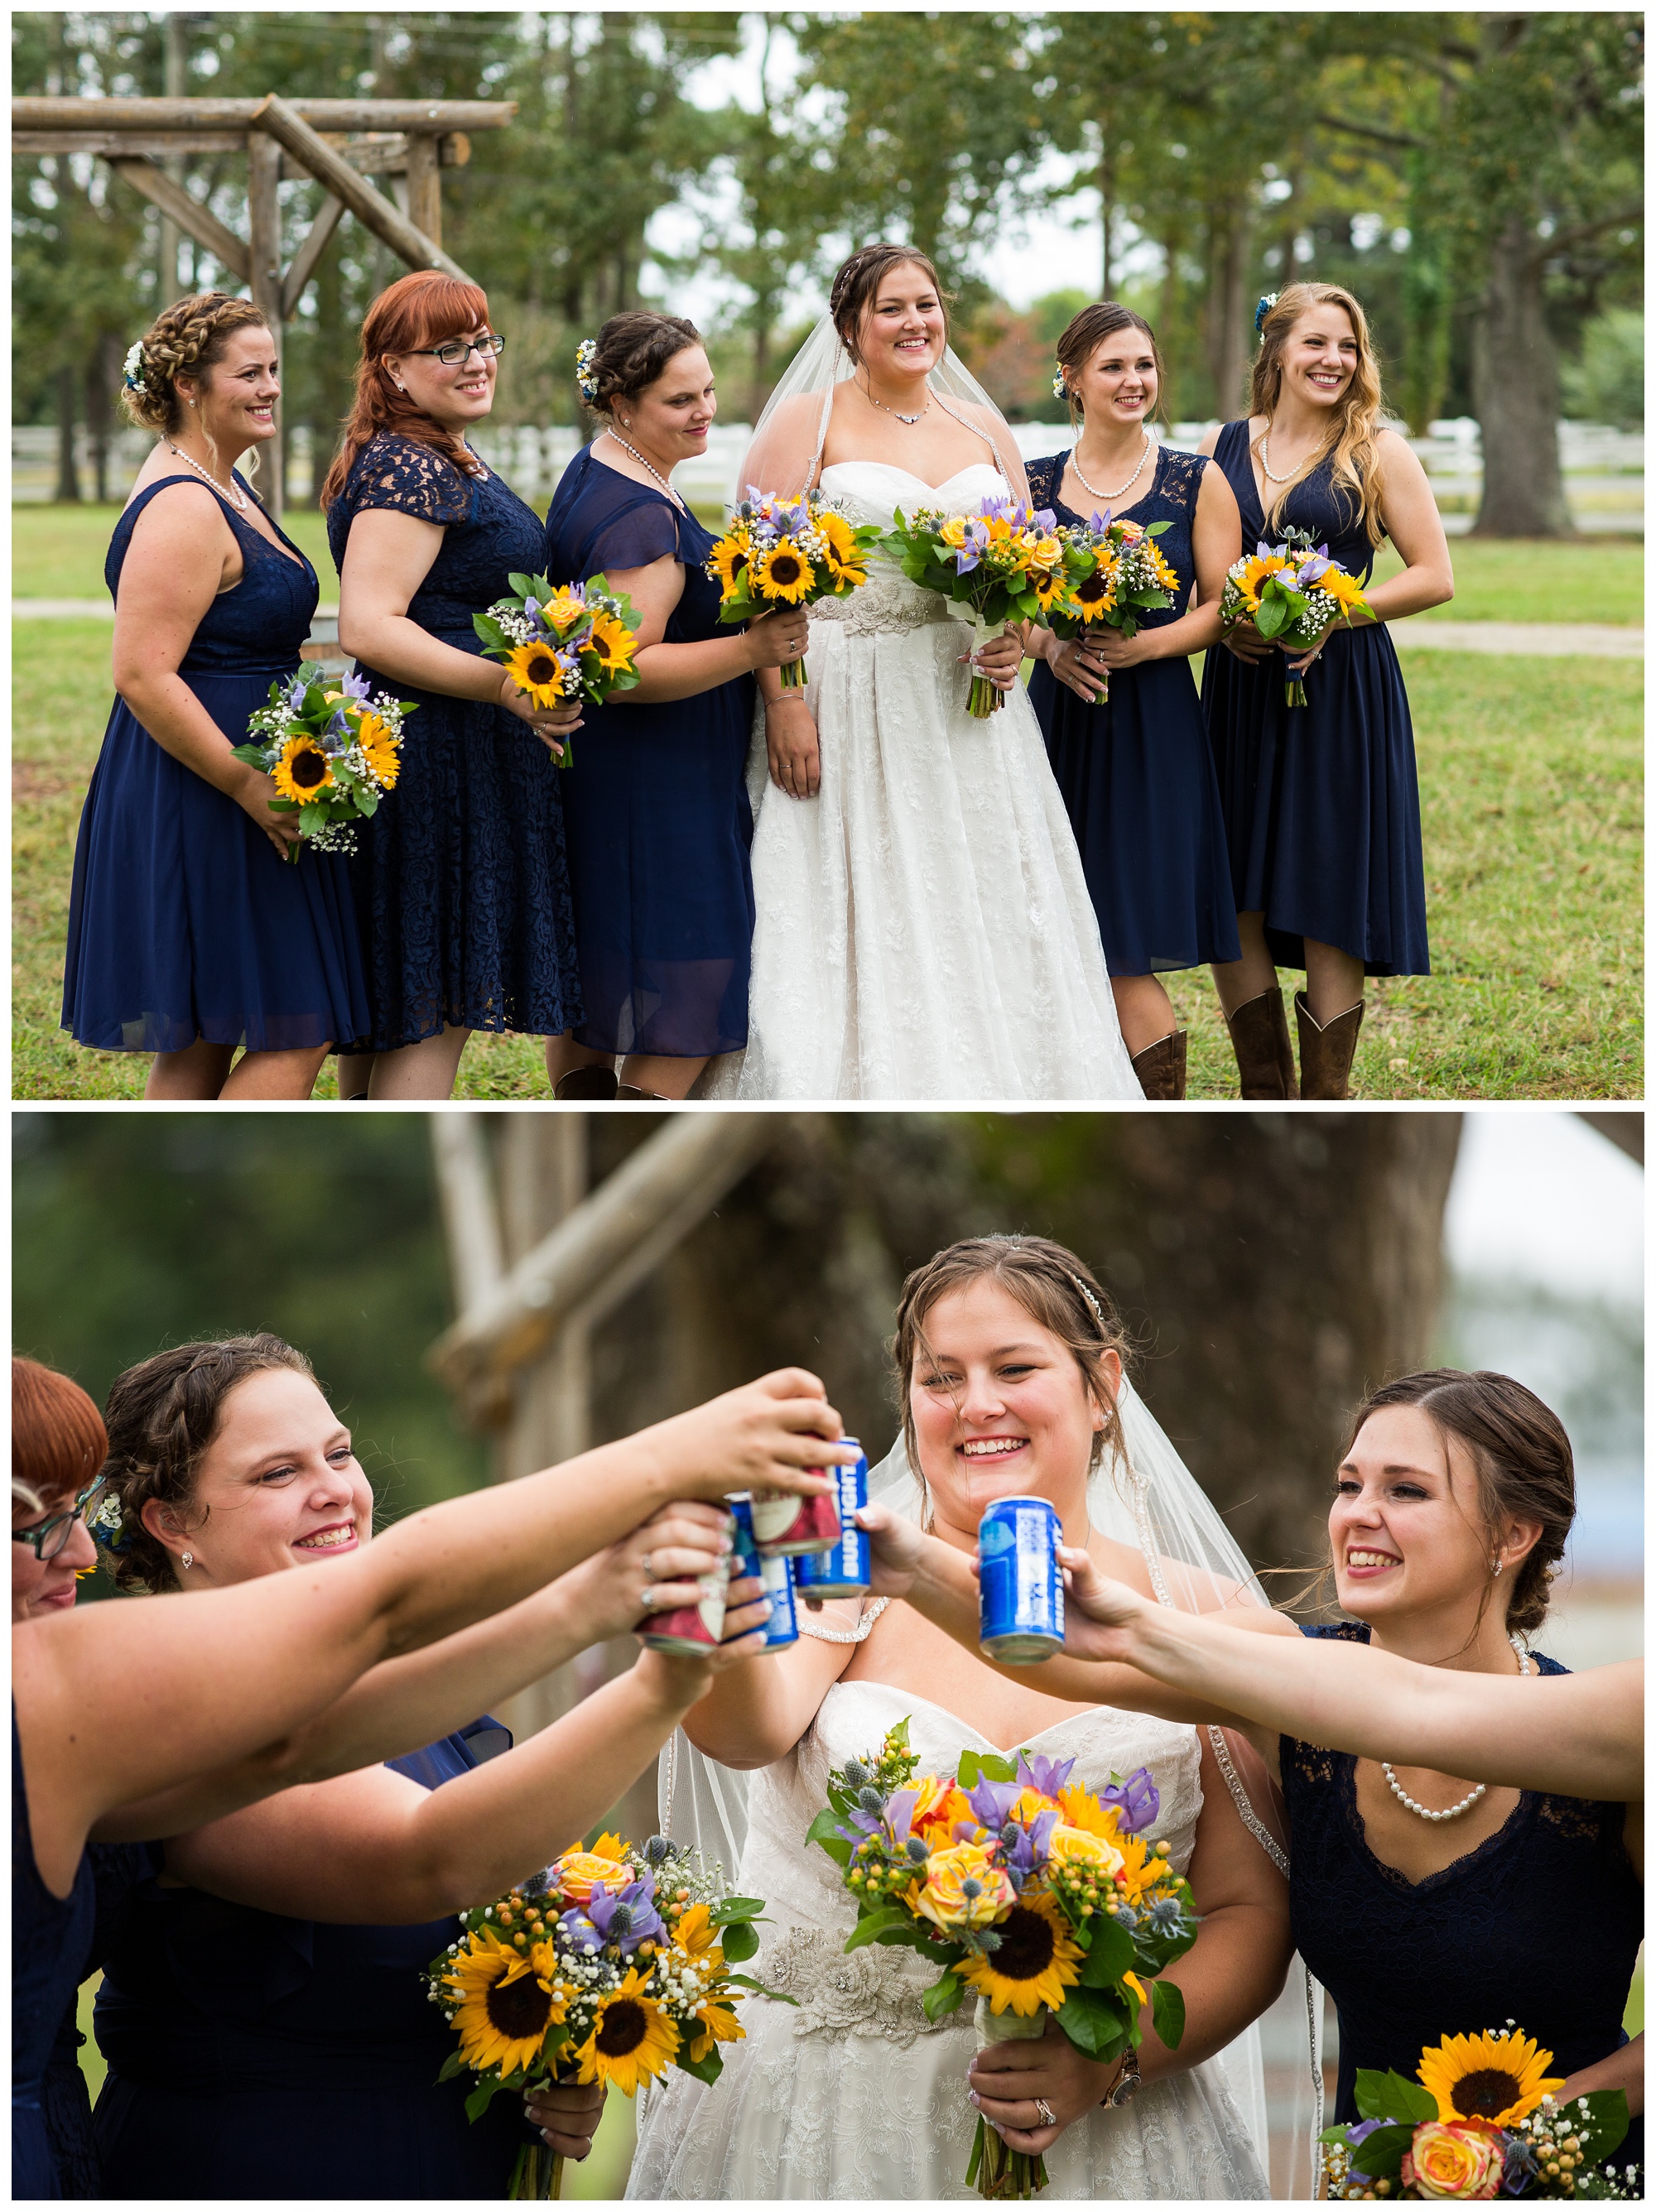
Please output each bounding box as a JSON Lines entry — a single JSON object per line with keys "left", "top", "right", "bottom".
{"left": 542, "top": 315, "right": 808, "bottom": 1100}
{"left": 61, "top": 294, "right": 368, "bottom": 1098}
{"left": 1026, "top": 305, "right": 1243, "bottom": 1099}
{"left": 1201, "top": 281, "right": 1452, "bottom": 1099}
{"left": 322, "top": 272, "right": 585, "bottom": 1099}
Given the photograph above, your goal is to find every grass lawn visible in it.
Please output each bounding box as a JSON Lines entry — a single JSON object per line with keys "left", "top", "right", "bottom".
{"left": 14, "top": 502, "right": 335, "bottom": 598}
{"left": 15, "top": 608, "right": 1640, "bottom": 1100}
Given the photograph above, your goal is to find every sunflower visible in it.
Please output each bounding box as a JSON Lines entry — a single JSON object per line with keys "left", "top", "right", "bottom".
{"left": 707, "top": 533, "right": 750, "bottom": 595}
{"left": 689, "top": 1995, "right": 745, "bottom": 2065}
{"left": 272, "top": 734, "right": 335, "bottom": 806}
{"left": 1073, "top": 567, "right": 1118, "bottom": 618}
{"left": 570, "top": 1967, "right": 680, "bottom": 2093}
{"left": 667, "top": 1901, "right": 724, "bottom": 1967}
{"left": 1417, "top": 2031, "right": 1564, "bottom": 2129}
{"left": 444, "top": 1932, "right": 565, "bottom": 2076}
{"left": 752, "top": 540, "right": 816, "bottom": 604}
{"left": 1230, "top": 552, "right": 1288, "bottom": 610}
{"left": 957, "top": 1887, "right": 1085, "bottom": 2017}
{"left": 503, "top": 639, "right": 567, "bottom": 708}
{"left": 1319, "top": 568, "right": 1367, "bottom": 613}
{"left": 585, "top": 610, "right": 635, "bottom": 676}
{"left": 355, "top": 710, "right": 400, "bottom": 790}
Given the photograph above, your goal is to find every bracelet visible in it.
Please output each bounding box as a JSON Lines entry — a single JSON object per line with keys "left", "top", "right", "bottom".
{"left": 1101, "top": 2046, "right": 1143, "bottom": 2109}
{"left": 764, "top": 695, "right": 810, "bottom": 712}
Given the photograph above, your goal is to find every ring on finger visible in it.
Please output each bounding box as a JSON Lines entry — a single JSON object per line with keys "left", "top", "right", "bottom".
{"left": 639, "top": 1584, "right": 661, "bottom": 1611}
{"left": 639, "top": 1552, "right": 654, "bottom": 1579}
{"left": 1033, "top": 2098, "right": 1057, "bottom": 2128}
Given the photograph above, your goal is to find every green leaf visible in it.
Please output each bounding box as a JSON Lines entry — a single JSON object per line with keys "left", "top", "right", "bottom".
{"left": 436, "top": 2048, "right": 468, "bottom": 2084}
{"left": 1055, "top": 1984, "right": 1128, "bottom": 2061}
{"left": 720, "top": 1921, "right": 759, "bottom": 1963}
{"left": 1146, "top": 519, "right": 1173, "bottom": 535}
{"left": 1254, "top": 596, "right": 1290, "bottom": 639}
{"left": 1349, "top": 2123, "right": 1414, "bottom": 2179}
{"left": 1353, "top": 2068, "right": 1437, "bottom": 2126}
{"left": 507, "top": 571, "right": 551, "bottom": 599}
{"left": 710, "top": 1896, "right": 766, "bottom": 1924}
{"left": 722, "top": 1973, "right": 798, "bottom": 2006}
{"left": 1077, "top": 1913, "right": 1134, "bottom": 1986}
{"left": 1149, "top": 1976, "right": 1185, "bottom": 2051}
{"left": 674, "top": 2044, "right": 724, "bottom": 2087}
{"left": 356, "top": 791, "right": 378, "bottom": 817}
{"left": 956, "top": 1749, "right": 982, "bottom": 1789}
{"left": 298, "top": 804, "right": 329, "bottom": 835}
{"left": 1558, "top": 2087, "right": 1629, "bottom": 2164}
{"left": 844, "top": 1905, "right": 913, "bottom": 1952}
{"left": 465, "top": 2075, "right": 507, "bottom": 2122}
{"left": 806, "top": 1807, "right": 852, "bottom": 1865}
{"left": 921, "top": 1968, "right": 965, "bottom": 2023}
{"left": 978, "top": 1753, "right": 1017, "bottom": 1783}
{"left": 887, "top": 1717, "right": 912, "bottom": 1748}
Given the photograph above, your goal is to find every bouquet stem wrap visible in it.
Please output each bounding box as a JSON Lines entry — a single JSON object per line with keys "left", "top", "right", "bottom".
{"left": 954, "top": 611, "right": 1010, "bottom": 719}
{"left": 970, "top": 1998, "right": 1051, "bottom": 2200}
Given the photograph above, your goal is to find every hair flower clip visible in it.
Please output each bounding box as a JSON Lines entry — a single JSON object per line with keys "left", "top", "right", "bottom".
{"left": 1254, "top": 294, "right": 1278, "bottom": 337}
{"left": 89, "top": 1489, "right": 130, "bottom": 1554}
{"left": 574, "top": 337, "right": 599, "bottom": 403}
{"left": 123, "top": 339, "right": 147, "bottom": 393}
{"left": 1052, "top": 366, "right": 1070, "bottom": 404}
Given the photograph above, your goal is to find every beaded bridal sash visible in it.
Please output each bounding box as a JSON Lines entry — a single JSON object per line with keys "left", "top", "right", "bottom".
{"left": 759, "top": 1925, "right": 960, "bottom": 2046}
{"left": 808, "top": 565, "right": 957, "bottom": 639}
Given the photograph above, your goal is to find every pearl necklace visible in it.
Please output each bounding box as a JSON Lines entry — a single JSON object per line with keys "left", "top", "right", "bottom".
{"left": 859, "top": 379, "right": 930, "bottom": 426}
{"left": 1259, "top": 427, "right": 1320, "bottom": 486}
{"left": 1069, "top": 428, "right": 1154, "bottom": 504}
{"left": 1381, "top": 1634, "right": 1533, "bottom": 1822}
{"left": 164, "top": 440, "right": 248, "bottom": 512}
{"left": 604, "top": 430, "right": 684, "bottom": 510}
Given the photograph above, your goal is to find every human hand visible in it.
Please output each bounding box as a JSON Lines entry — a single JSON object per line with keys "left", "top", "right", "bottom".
{"left": 1047, "top": 636, "right": 1109, "bottom": 704}
{"left": 968, "top": 2014, "right": 1127, "bottom": 2155}
{"left": 1283, "top": 628, "right": 1331, "bottom": 676}
{"left": 854, "top": 1500, "right": 928, "bottom": 1599}
{"left": 963, "top": 628, "right": 1024, "bottom": 692}
{"left": 633, "top": 1575, "right": 775, "bottom": 1693}
{"left": 766, "top": 696, "right": 821, "bottom": 800}
{"left": 557, "top": 1500, "right": 737, "bottom": 1642}
{"left": 745, "top": 606, "right": 812, "bottom": 673}
{"left": 1087, "top": 625, "right": 1153, "bottom": 670}
{"left": 522, "top": 2075, "right": 607, "bottom": 2162}
{"left": 1221, "top": 617, "right": 1273, "bottom": 666}
{"left": 233, "top": 767, "right": 304, "bottom": 858}
{"left": 1052, "top": 1542, "right": 1149, "bottom": 1661}
{"left": 498, "top": 670, "right": 584, "bottom": 762}
{"left": 649, "top": 1371, "right": 855, "bottom": 1506}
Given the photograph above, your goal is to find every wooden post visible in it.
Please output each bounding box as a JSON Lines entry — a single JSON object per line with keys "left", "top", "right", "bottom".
{"left": 246, "top": 130, "right": 284, "bottom": 519}
{"left": 405, "top": 132, "right": 441, "bottom": 251}
{"left": 108, "top": 161, "right": 250, "bottom": 281}
{"left": 249, "top": 94, "right": 473, "bottom": 285}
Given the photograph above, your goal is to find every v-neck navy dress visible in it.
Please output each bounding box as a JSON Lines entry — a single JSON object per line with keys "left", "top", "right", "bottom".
{"left": 1200, "top": 421, "right": 1430, "bottom": 976}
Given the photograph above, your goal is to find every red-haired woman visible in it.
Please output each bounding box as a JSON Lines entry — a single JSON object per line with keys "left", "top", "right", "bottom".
{"left": 322, "top": 273, "right": 585, "bottom": 1099}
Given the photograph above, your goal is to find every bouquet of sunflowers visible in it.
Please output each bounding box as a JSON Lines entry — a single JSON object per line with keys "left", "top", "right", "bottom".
{"left": 883, "top": 495, "right": 1066, "bottom": 719}
{"left": 426, "top": 1831, "right": 782, "bottom": 2200}
{"left": 233, "top": 669, "right": 412, "bottom": 861}
{"left": 705, "top": 487, "right": 880, "bottom": 690}
{"left": 474, "top": 573, "right": 642, "bottom": 765}
{"left": 1037, "top": 508, "right": 1181, "bottom": 706}
{"left": 809, "top": 1719, "right": 1198, "bottom": 2200}
{"left": 1218, "top": 527, "right": 1373, "bottom": 707}
{"left": 1321, "top": 2028, "right": 1636, "bottom": 2202}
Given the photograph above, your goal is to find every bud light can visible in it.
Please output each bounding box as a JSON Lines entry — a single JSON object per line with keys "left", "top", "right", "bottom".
{"left": 793, "top": 1443, "right": 870, "bottom": 1601}
{"left": 978, "top": 1496, "right": 1064, "bottom": 1662}
{"left": 749, "top": 1475, "right": 841, "bottom": 1558}
{"left": 639, "top": 1550, "right": 730, "bottom": 1656}
{"left": 720, "top": 1496, "right": 797, "bottom": 1654}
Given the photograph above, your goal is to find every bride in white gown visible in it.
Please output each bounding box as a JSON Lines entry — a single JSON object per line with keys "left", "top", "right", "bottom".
{"left": 619, "top": 1236, "right": 1301, "bottom": 2200}
{"left": 700, "top": 247, "right": 1142, "bottom": 1101}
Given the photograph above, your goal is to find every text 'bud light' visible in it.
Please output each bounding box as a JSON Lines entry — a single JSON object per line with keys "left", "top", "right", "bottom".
{"left": 978, "top": 1495, "right": 1064, "bottom": 1662}
{"left": 724, "top": 1495, "right": 799, "bottom": 1653}
{"left": 793, "top": 1442, "right": 870, "bottom": 1601}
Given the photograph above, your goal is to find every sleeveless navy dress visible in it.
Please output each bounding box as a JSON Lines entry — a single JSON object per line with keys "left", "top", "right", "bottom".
{"left": 14, "top": 1711, "right": 97, "bottom": 2201}
{"left": 542, "top": 445, "right": 755, "bottom": 1058}
{"left": 1201, "top": 423, "right": 1430, "bottom": 976}
{"left": 92, "top": 1719, "right": 535, "bottom": 2201}
{"left": 327, "top": 435, "right": 580, "bottom": 1052}
{"left": 1026, "top": 448, "right": 1240, "bottom": 975}
{"left": 61, "top": 475, "right": 370, "bottom": 1055}
{"left": 1285, "top": 1626, "right": 1643, "bottom": 2176}
{"left": 42, "top": 1840, "right": 155, "bottom": 2199}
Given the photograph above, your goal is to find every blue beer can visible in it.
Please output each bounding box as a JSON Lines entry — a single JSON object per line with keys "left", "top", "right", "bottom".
{"left": 724, "top": 1496, "right": 801, "bottom": 1654}
{"left": 792, "top": 1441, "right": 870, "bottom": 1601}
{"left": 978, "top": 1495, "right": 1064, "bottom": 1661}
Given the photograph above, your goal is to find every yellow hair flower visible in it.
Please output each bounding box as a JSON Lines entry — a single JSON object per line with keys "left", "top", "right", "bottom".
{"left": 503, "top": 640, "right": 567, "bottom": 709}
{"left": 1417, "top": 2030, "right": 1565, "bottom": 2130}
{"left": 570, "top": 1966, "right": 680, "bottom": 2094}
{"left": 443, "top": 1931, "right": 565, "bottom": 2077}
{"left": 957, "top": 1888, "right": 1085, "bottom": 2017}
{"left": 272, "top": 734, "right": 335, "bottom": 806}
{"left": 752, "top": 540, "right": 816, "bottom": 604}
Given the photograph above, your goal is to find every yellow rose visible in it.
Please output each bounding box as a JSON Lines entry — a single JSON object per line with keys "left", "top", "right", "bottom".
{"left": 1046, "top": 1822, "right": 1125, "bottom": 1880}
{"left": 911, "top": 1841, "right": 1016, "bottom": 1931}
{"left": 938, "top": 517, "right": 969, "bottom": 548}
{"left": 1115, "top": 517, "right": 1146, "bottom": 541}
{"left": 554, "top": 1849, "right": 632, "bottom": 1903}
{"left": 1401, "top": 2122, "right": 1504, "bottom": 2200}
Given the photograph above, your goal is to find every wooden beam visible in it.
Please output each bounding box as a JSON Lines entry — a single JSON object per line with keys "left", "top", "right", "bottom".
{"left": 280, "top": 131, "right": 469, "bottom": 185}
{"left": 250, "top": 94, "right": 471, "bottom": 284}
{"left": 431, "top": 1117, "right": 507, "bottom": 1316}
{"left": 246, "top": 131, "right": 284, "bottom": 518}
{"left": 426, "top": 1116, "right": 780, "bottom": 1398}
{"left": 107, "top": 157, "right": 249, "bottom": 281}
{"left": 13, "top": 96, "right": 515, "bottom": 132}
{"left": 405, "top": 131, "right": 441, "bottom": 251}
{"left": 281, "top": 192, "right": 345, "bottom": 320}
{"left": 16, "top": 128, "right": 471, "bottom": 171}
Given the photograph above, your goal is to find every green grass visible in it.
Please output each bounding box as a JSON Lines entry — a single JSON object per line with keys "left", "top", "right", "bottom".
{"left": 1370, "top": 535, "right": 1644, "bottom": 624}
{"left": 14, "top": 503, "right": 335, "bottom": 599}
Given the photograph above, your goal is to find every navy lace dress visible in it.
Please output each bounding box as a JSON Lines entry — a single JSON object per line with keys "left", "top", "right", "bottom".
{"left": 1201, "top": 422, "right": 1430, "bottom": 975}
{"left": 92, "top": 1718, "right": 536, "bottom": 2200}
{"left": 542, "top": 445, "right": 755, "bottom": 1057}
{"left": 1026, "top": 449, "right": 1240, "bottom": 975}
{"left": 1285, "top": 1625, "right": 1642, "bottom": 2176}
{"left": 326, "top": 434, "right": 580, "bottom": 1051}
{"left": 61, "top": 476, "right": 369, "bottom": 1055}
{"left": 14, "top": 1709, "right": 97, "bottom": 2201}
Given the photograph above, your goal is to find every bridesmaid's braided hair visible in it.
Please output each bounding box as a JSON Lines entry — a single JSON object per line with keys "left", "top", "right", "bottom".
{"left": 580, "top": 313, "right": 703, "bottom": 418}
{"left": 99, "top": 1334, "right": 317, "bottom": 1594}
{"left": 118, "top": 292, "right": 272, "bottom": 437}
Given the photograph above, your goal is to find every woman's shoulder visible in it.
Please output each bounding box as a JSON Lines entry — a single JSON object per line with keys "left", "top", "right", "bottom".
{"left": 1024, "top": 451, "right": 1066, "bottom": 503}
{"left": 344, "top": 431, "right": 474, "bottom": 522}
{"left": 1158, "top": 443, "right": 1209, "bottom": 498}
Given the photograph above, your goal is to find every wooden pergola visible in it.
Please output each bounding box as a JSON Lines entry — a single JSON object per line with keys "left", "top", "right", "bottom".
{"left": 13, "top": 94, "right": 517, "bottom": 517}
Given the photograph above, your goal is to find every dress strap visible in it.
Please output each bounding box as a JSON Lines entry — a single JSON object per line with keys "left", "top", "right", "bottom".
{"left": 932, "top": 391, "right": 1009, "bottom": 483}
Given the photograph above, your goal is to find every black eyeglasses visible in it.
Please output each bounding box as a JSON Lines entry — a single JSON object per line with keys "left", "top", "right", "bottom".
{"left": 12, "top": 1479, "right": 108, "bottom": 1562}
{"left": 407, "top": 334, "right": 507, "bottom": 368}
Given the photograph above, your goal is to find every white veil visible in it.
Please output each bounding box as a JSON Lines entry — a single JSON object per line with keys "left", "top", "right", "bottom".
{"left": 738, "top": 311, "right": 1032, "bottom": 503}
{"left": 658, "top": 1378, "right": 1326, "bottom": 2195}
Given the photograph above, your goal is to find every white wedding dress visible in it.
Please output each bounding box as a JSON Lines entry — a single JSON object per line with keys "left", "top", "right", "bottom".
{"left": 700, "top": 462, "right": 1143, "bottom": 1101}
{"left": 628, "top": 1681, "right": 1269, "bottom": 2200}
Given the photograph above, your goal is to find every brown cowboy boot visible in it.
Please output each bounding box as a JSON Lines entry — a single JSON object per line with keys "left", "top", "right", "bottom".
{"left": 1294, "top": 992, "right": 1365, "bottom": 1100}
{"left": 1224, "top": 988, "right": 1298, "bottom": 1099}
{"left": 554, "top": 1065, "right": 619, "bottom": 1100}
{"left": 1130, "top": 1030, "right": 1187, "bottom": 1099}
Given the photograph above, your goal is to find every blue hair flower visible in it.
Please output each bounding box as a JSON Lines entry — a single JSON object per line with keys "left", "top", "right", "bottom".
{"left": 1254, "top": 294, "right": 1278, "bottom": 337}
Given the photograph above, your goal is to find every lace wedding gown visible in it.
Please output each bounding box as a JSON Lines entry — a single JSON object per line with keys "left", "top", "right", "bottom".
{"left": 628, "top": 1681, "right": 1269, "bottom": 2200}
{"left": 700, "top": 462, "right": 1143, "bottom": 1100}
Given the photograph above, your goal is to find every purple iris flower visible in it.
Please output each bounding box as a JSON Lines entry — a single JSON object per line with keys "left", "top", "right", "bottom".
{"left": 1296, "top": 554, "right": 1332, "bottom": 586}
{"left": 283, "top": 675, "right": 311, "bottom": 713}
{"left": 559, "top": 1876, "right": 662, "bottom": 1956}
{"left": 1015, "top": 1750, "right": 1078, "bottom": 1798}
{"left": 1030, "top": 507, "right": 1057, "bottom": 532}
{"left": 1346, "top": 2119, "right": 1390, "bottom": 2146}
{"left": 339, "top": 669, "right": 373, "bottom": 703}
{"left": 966, "top": 1775, "right": 1023, "bottom": 1831}
{"left": 998, "top": 1805, "right": 1061, "bottom": 1891}
{"left": 1090, "top": 509, "right": 1111, "bottom": 534}
{"left": 1100, "top": 1767, "right": 1159, "bottom": 1834}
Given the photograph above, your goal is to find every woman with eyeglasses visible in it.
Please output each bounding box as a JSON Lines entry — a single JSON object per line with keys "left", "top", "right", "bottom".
{"left": 323, "top": 272, "right": 585, "bottom": 1099}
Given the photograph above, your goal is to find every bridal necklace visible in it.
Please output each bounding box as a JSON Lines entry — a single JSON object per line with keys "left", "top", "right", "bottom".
{"left": 1069, "top": 426, "right": 1154, "bottom": 504}
{"left": 1381, "top": 1633, "right": 1533, "bottom": 1823}
{"left": 798, "top": 1594, "right": 889, "bottom": 1644}
{"left": 859, "top": 377, "right": 930, "bottom": 426}
{"left": 165, "top": 439, "right": 248, "bottom": 512}
{"left": 1259, "top": 424, "right": 1321, "bottom": 485}
{"left": 604, "top": 429, "right": 683, "bottom": 509}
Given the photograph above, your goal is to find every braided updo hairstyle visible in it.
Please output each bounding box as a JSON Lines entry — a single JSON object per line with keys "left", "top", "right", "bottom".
{"left": 579, "top": 312, "right": 703, "bottom": 419}
{"left": 118, "top": 292, "right": 272, "bottom": 437}
{"left": 829, "top": 243, "right": 953, "bottom": 365}
{"left": 1344, "top": 1369, "right": 1575, "bottom": 1637}
{"left": 99, "top": 1334, "right": 317, "bottom": 1594}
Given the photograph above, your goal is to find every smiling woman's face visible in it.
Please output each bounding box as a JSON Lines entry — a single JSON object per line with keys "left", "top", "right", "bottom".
{"left": 138, "top": 1366, "right": 373, "bottom": 1589}
{"left": 12, "top": 1485, "right": 99, "bottom": 1622}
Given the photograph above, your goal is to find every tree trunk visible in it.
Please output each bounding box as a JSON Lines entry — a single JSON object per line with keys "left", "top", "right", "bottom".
{"left": 55, "top": 363, "right": 80, "bottom": 503}
{"left": 85, "top": 336, "right": 113, "bottom": 504}
{"left": 1471, "top": 214, "right": 1572, "bottom": 537}
{"left": 1206, "top": 207, "right": 1256, "bottom": 421}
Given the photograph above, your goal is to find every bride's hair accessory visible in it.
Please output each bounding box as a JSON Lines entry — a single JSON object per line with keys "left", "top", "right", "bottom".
{"left": 574, "top": 337, "right": 599, "bottom": 402}
{"left": 1254, "top": 292, "right": 1279, "bottom": 335}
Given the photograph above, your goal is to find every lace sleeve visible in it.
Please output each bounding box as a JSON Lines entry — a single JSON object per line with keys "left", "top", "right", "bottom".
{"left": 348, "top": 435, "right": 474, "bottom": 527}
{"left": 1161, "top": 447, "right": 1209, "bottom": 512}
{"left": 1025, "top": 453, "right": 1063, "bottom": 512}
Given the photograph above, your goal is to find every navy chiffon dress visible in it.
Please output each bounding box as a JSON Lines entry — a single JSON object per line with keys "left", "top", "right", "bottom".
{"left": 42, "top": 1841, "right": 155, "bottom": 2199}
{"left": 1026, "top": 448, "right": 1240, "bottom": 975}
{"left": 61, "top": 476, "right": 370, "bottom": 1055}
{"left": 1285, "top": 1625, "right": 1643, "bottom": 2180}
{"left": 93, "top": 1718, "right": 536, "bottom": 2200}
{"left": 1201, "top": 421, "right": 1430, "bottom": 975}
{"left": 14, "top": 1712, "right": 97, "bottom": 2201}
{"left": 542, "top": 445, "right": 755, "bottom": 1058}
{"left": 327, "top": 434, "right": 580, "bottom": 1051}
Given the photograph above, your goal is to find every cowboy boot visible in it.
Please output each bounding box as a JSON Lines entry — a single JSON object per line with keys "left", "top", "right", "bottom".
{"left": 554, "top": 1065, "right": 619, "bottom": 1100}
{"left": 1294, "top": 993, "right": 1365, "bottom": 1101}
{"left": 1224, "top": 988, "right": 1299, "bottom": 1099}
{"left": 617, "top": 1084, "right": 668, "bottom": 1100}
{"left": 1130, "top": 1030, "right": 1187, "bottom": 1100}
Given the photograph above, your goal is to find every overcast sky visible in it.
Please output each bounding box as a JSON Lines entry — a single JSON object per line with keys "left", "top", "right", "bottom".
{"left": 1445, "top": 1111, "right": 1643, "bottom": 1306}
